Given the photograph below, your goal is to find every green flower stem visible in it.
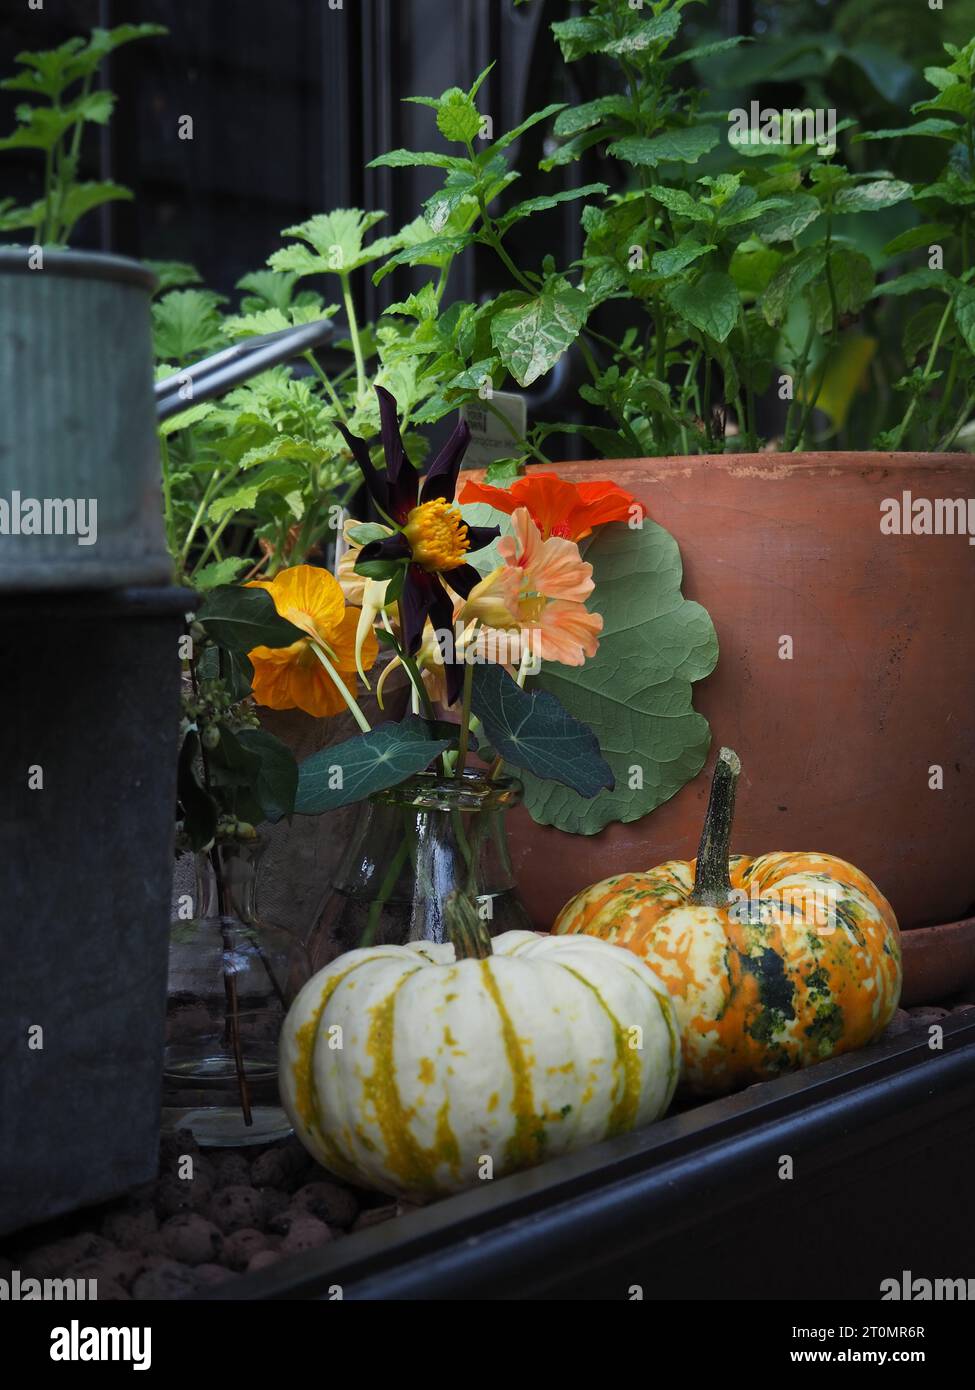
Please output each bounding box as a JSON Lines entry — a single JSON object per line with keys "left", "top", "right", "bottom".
{"left": 454, "top": 630, "right": 479, "bottom": 779}
{"left": 309, "top": 641, "right": 372, "bottom": 732}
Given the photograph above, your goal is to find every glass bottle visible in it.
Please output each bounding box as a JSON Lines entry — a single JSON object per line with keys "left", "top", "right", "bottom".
{"left": 306, "top": 770, "right": 534, "bottom": 972}
{"left": 164, "top": 838, "right": 308, "bottom": 1146}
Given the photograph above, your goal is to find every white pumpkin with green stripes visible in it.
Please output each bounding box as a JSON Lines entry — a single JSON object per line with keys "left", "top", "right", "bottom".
{"left": 279, "top": 925, "right": 680, "bottom": 1200}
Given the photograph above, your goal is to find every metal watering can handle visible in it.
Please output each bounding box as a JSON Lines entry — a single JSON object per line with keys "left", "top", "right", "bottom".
{"left": 154, "top": 318, "right": 336, "bottom": 422}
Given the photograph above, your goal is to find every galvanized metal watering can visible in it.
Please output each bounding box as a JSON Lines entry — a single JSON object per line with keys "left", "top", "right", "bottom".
{"left": 0, "top": 247, "right": 333, "bottom": 590}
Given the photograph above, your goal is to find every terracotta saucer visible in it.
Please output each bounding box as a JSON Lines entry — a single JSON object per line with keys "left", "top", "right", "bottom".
{"left": 900, "top": 916, "right": 975, "bottom": 1006}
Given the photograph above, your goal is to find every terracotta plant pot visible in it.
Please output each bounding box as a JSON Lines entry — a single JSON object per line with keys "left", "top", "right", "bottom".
{"left": 462, "top": 454, "right": 975, "bottom": 984}
{"left": 899, "top": 917, "right": 975, "bottom": 1006}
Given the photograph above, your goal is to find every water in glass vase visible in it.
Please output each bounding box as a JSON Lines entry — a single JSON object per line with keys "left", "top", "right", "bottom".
{"left": 165, "top": 839, "right": 309, "bottom": 1146}
{"left": 306, "top": 771, "right": 534, "bottom": 971}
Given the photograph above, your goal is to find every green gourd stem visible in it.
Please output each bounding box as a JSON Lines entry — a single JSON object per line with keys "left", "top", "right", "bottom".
{"left": 688, "top": 747, "right": 741, "bottom": 907}
{"left": 445, "top": 889, "right": 493, "bottom": 961}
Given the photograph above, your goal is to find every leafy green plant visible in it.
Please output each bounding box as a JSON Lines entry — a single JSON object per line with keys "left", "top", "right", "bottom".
{"left": 156, "top": 205, "right": 493, "bottom": 588}
{"left": 177, "top": 587, "right": 304, "bottom": 853}
{"left": 364, "top": 0, "right": 974, "bottom": 456}
{"left": 0, "top": 24, "right": 166, "bottom": 246}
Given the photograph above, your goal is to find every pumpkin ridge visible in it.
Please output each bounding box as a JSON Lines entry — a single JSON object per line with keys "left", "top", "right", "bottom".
{"left": 556, "top": 964, "right": 642, "bottom": 1138}
{"left": 293, "top": 957, "right": 390, "bottom": 1180}
{"left": 363, "top": 967, "right": 439, "bottom": 1191}
{"left": 478, "top": 959, "right": 545, "bottom": 1172}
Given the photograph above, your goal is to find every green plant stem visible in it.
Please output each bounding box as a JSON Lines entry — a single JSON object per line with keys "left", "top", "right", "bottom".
{"left": 303, "top": 350, "right": 349, "bottom": 424}
{"left": 578, "top": 335, "right": 645, "bottom": 454}
{"left": 453, "top": 630, "right": 478, "bottom": 779}
{"left": 340, "top": 273, "right": 366, "bottom": 401}
{"left": 361, "top": 833, "right": 411, "bottom": 948}
{"left": 309, "top": 641, "right": 372, "bottom": 732}
{"left": 935, "top": 393, "right": 974, "bottom": 452}
{"left": 483, "top": 398, "right": 551, "bottom": 465}
{"left": 888, "top": 296, "right": 954, "bottom": 451}
{"left": 160, "top": 436, "right": 177, "bottom": 558}
{"left": 737, "top": 315, "right": 758, "bottom": 450}
{"left": 782, "top": 313, "right": 817, "bottom": 450}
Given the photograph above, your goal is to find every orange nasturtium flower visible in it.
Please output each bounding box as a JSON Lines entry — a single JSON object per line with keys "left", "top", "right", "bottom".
{"left": 246, "top": 564, "right": 377, "bottom": 718}
{"left": 457, "top": 507, "right": 603, "bottom": 668}
{"left": 458, "top": 471, "right": 645, "bottom": 542}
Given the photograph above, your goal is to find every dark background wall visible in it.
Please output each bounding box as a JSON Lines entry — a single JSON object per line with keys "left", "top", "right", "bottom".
{"left": 0, "top": 0, "right": 752, "bottom": 312}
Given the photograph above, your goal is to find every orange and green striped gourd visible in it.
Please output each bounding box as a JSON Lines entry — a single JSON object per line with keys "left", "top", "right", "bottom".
{"left": 554, "top": 748, "right": 902, "bottom": 1096}
{"left": 280, "top": 893, "right": 680, "bottom": 1199}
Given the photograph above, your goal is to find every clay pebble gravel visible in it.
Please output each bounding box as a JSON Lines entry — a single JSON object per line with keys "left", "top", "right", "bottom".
{"left": 0, "top": 1130, "right": 382, "bottom": 1300}
{"left": 2, "top": 1000, "right": 971, "bottom": 1300}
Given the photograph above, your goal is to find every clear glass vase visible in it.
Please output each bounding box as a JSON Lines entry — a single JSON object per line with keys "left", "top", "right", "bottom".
{"left": 306, "top": 770, "right": 534, "bottom": 972}
{"left": 164, "top": 839, "right": 309, "bottom": 1147}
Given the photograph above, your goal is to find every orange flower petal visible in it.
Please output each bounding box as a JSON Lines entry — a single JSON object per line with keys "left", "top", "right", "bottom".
{"left": 459, "top": 472, "right": 645, "bottom": 541}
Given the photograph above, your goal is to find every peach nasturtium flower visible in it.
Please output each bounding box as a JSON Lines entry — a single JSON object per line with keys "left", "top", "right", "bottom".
{"left": 247, "top": 564, "right": 377, "bottom": 718}
{"left": 457, "top": 507, "right": 603, "bottom": 668}
{"left": 459, "top": 470, "right": 645, "bottom": 541}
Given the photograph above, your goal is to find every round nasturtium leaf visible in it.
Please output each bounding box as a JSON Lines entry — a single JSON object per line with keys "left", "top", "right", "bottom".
{"left": 518, "top": 518, "right": 718, "bottom": 835}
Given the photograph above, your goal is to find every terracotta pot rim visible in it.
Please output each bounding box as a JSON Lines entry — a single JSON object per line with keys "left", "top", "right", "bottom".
{"left": 505, "top": 451, "right": 965, "bottom": 473}
{"left": 901, "top": 914, "right": 975, "bottom": 940}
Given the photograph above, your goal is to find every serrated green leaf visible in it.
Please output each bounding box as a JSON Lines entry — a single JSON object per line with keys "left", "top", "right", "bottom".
{"left": 855, "top": 118, "right": 961, "bottom": 142}
{"left": 553, "top": 97, "right": 632, "bottom": 138}
{"left": 55, "top": 180, "right": 131, "bottom": 238}
{"left": 520, "top": 521, "right": 717, "bottom": 835}
{"left": 600, "top": 11, "right": 681, "bottom": 56}
{"left": 762, "top": 247, "right": 827, "bottom": 325}
{"left": 608, "top": 126, "right": 719, "bottom": 168}
{"left": 666, "top": 271, "right": 740, "bottom": 343}
{"left": 436, "top": 90, "right": 482, "bottom": 144}
{"left": 650, "top": 185, "right": 713, "bottom": 223}
{"left": 883, "top": 223, "right": 953, "bottom": 257}
{"left": 470, "top": 666, "right": 613, "bottom": 798}
{"left": 192, "top": 557, "right": 250, "bottom": 591}
{"left": 953, "top": 285, "right": 975, "bottom": 355}
{"left": 367, "top": 149, "right": 471, "bottom": 171}
{"left": 271, "top": 208, "right": 402, "bottom": 277}
{"left": 872, "top": 268, "right": 953, "bottom": 298}
{"left": 813, "top": 250, "right": 874, "bottom": 332}
{"left": 492, "top": 101, "right": 568, "bottom": 151}
{"left": 651, "top": 242, "right": 713, "bottom": 276}
{"left": 551, "top": 15, "right": 610, "bottom": 63}
{"left": 152, "top": 289, "right": 226, "bottom": 363}
{"left": 373, "top": 232, "right": 475, "bottom": 285}
{"left": 833, "top": 180, "right": 912, "bottom": 214}
{"left": 496, "top": 183, "right": 608, "bottom": 234}
{"left": 490, "top": 276, "right": 589, "bottom": 387}
{"left": 146, "top": 260, "right": 202, "bottom": 296}
{"left": 294, "top": 717, "right": 452, "bottom": 813}
{"left": 748, "top": 193, "right": 821, "bottom": 244}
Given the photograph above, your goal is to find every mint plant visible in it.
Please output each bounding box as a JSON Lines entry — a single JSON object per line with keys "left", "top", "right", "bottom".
{"left": 0, "top": 24, "right": 166, "bottom": 246}
{"left": 366, "top": 0, "right": 974, "bottom": 457}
